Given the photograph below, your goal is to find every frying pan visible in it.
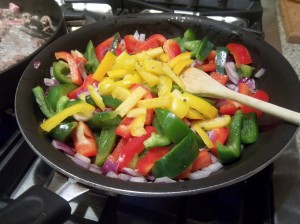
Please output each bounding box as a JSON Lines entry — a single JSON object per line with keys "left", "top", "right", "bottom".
{"left": 5, "top": 13, "right": 300, "bottom": 223}
{"left": 0, "top": 0, "right": 66, "bottom": 110}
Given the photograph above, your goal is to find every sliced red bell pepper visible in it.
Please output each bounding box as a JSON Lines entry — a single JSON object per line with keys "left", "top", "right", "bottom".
{"left": 238, "top": 82, "right": 252, "bottom": 96}
{"left": 55, "top": 52, "right": 83, "bottom": 86}
{"left": 130, "top": 84, "right": 155, "bottom": 125}
{"left": 95, "top": 36, "right": 114, "bottom": 62}
{"left": 108, "top": 137, "right": 129, "bottom": 162}
{"left": 219, "top": 101, "right": 238, "bottom": 116}
{"left": 115, "top": 116, "right": 135, "bottom": 139}
{"left": 209, "top": 128, "right": 229, "bottom": 156}
{"left": 135, "top": 146, "right": 169, "bottom": 176}
{"left": 210, "top": 72, "right": 229, "bottom": 85}
{"left": 240, "top": 89, "right": 269, "bottom": 117}
{"left": 135, "top": 37, "right": 160, "bottom": 53}
{"left": 72, "top": 121, "right": 97, "bottom": 157}
{"left": 207, "top": 50, "right": 216, "bottom": 63}
{"left": 124, "top": 35, "right": 143, "bottom": 54}
{"left": 146, "top": 34, "right": 167, "bottom": 46}
{"left": 117, "top": 126, "right": 156, "bottom": 171}
{"left": 191, "top": 149, "right": 212, "bottom": 172}
{"left": 226, "top": 43, "right": 253, "bottom": 67}
{"left": 201, "top": 62, "right": 216, "bottom": 72}
{"left": 177, "top": 164, "right": 192, "bottom": 179}
{"left": 163, "top": 39, "right": 181, "bottom": 58}
{"left": 67, "top": 74, "right": 98, "bottom": 99}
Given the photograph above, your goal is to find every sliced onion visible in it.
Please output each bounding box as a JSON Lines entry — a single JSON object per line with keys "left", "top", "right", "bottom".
{"left": 102, "top": 159, "right": 118, "bottom": 174}
{"left": 130, "top": 176, "right": 147, "bottom": 183}
{"left": 73, "top": 112, "right": 93, "bottom": 121}
{"left": 133, "top": 30, "right": 140, "bottom": 40}
{"left": 154, "top": 177, "right": 177, "bottom": 183}
{"left": 89, "top": 164, "right": 103, "bottom": 175}
{"left": 202, "top": 162, "right": 223, "bottom": 172}
{"left": 118, "top": 173, "right": 131, "bottom": 181}
{"left": 254, "top": 68, "right": 266, "bottom": 78}
{"left": 145, "top": 175, "right": 155, "bottom": 181}
{"left": 226, "top": 83, "right": 238, "bottom": 91}
{"left": 188, "top": 170, "right": 212, "bottom": 180}
{"left": 209, "top": 152, "right": 219, "bottom": 164}
{"left": 106, "top": 171, "right": 118, "bottom": 178}
{"left": 225, "top": 62, "right": 239, "bottom": 84}
{"left": 33, "top": 60, "right": 41, "bottom": 69}
{"left": 121, "top": 167, "right": 142, "bottom": 177}
{"left": 9, "top": 3, "right": 20, "bottom": 13}
{"left": 71, "top": 153, "right": 91, "bottom": 169}
{"left": 139, "top": 33, "right": 146, "bottom": 42}
{"left": 44, "top": 78, "right": 58, "bottom": 87}
{"left": 52, "top": 139, "right": 75, "bottom": 156}
{"left": 239, "top": 78, "right": 256, "bottom": 92}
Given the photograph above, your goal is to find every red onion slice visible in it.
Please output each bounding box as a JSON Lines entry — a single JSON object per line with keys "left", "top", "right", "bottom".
{"left": 102, "top": 159, "right": 118, "bottom": 174}
{"left": 52, "top": 139, "right": 75, "bottom": 156}
{"left": 225, "top": 62, "right": 239, "bottom": 84}
{"left": 254, "top": 68, "right": 266, "bottom": 78}
{"left": 188, "top": 170, "right": 212, "bottom": 180}
{"left": 121, "top": 167, "right": 142, "bottom": 177}
{"left": 89, "top": 164, "right": 103, "bottom": 175}
{"left": 71, "top": 153, "right": 91, "bottom": 169}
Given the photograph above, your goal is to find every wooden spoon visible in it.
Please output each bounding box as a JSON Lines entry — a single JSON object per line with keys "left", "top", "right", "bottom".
{"left": 180, "top": 67, "right": 300, "bottom": 126}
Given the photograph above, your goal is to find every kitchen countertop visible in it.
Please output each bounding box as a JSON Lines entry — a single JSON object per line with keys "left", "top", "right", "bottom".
{"left": 268, "top": 0, "right": 300, "bottom": 223}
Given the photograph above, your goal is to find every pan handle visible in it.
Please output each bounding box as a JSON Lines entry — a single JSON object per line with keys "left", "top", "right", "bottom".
{"left": 0, "top": 172, "right": 89, "bottom": 224}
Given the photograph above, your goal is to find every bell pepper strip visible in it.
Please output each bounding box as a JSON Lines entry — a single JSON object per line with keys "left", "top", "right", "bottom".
{"left": 49, "top": 121, "right": 78, "bottom": 142}
{"left": 191, "top": 149, "right": 213, "bottom": 172}
{"left": 209, "top": 127, "right": 229, "bottom": 156}
{"left": 240, "top": 90, "right": 269, "bottom": 117}
{"left": 47, "top": 83, "right": 78, "bottom": 111}
{"left": 184, "top": 28, "right": 197, "bottom": 41}
{"left": 163, "top": 39, "right": 181, "bottom": 59}
{"left": 195, "top": 36, "right": 214, "bottom": 61}
{"left": 32, "top": 86, "right": 56, "bottom": 118}
{"left": 157, "top": 75, "right": 172, "bottom": 97}
{"left": 127, "top": 108, "right": 147, "bottom": 118}
{"left": 95, "top": 127, "right": 117, "bottom": 166}
{"left": 152, "top": 132, "right": 199, "bottom": 178}
{"left": 115, "top": 116, "right": 135, "bottom": 139}
{"left": 185, "top": 108, "right": 205, "bottom": 120}
{"left": 135, "top": 37, "right": 160, "bottom": 53}
{"left": 173, "top": 59, "right": 194, "bottom": 75}
{"left": 201, "top": 62, "right": 217, "bottom": 72}
{"left": 168, "top": 97, "right": 190, "bottom": 119}
{"left": 137, "top": 94, "right": 172, "bottom": 109}
{"left": 116, "top": 126, "right": 156, "bottom": 171}
{"left": 226, "top": 43, "right": 253, "bottom": 67}
{"left": 55, "top": 52, "right": 83, "bottom": 86}
{"left": 95, "top": 35, "right": 114, "bottom": 61}
{"left": 56, "top": 95, "right": 70, "bottom": 112}
{"left": 86, "top": 111, "right": 122, "bottom": 131}
{"left": 239, "top": 64, "right": 255, "bottom": 78}
{"left": 238, "top": 82, "right": 252, "bottom": 96}
{"left": 182, "top": 92, "right": 218, "bottom": 119}
{"left": 183, "top": 40, "right": 201, "bottom": 58}
{"left": 191, "top": 124, "right": 214, "bottom": 149}
{"left": 67, "top": 74, "right": 98, "bottom": 99}
{"left": 135, "top": 146, "right": 170, "bottom": 176}
{"left": 216, "top": 110, "right": 243, "bottom": 164}
{"left": 130, "top": 114, "right": 147, "bottom": 137}
{"left": 86, "top": 95, "right": 121, "bottom": 109}
{"left": 215, "top": 47, "right": 228, "bottom": 74}
{"left": 115, "top": 86, "right": 147, "bottom": 117}
{"left": 40, "top": 103, "right": 95, "bottom": 132}
{"left": 192, "top": 115, "right": 231, "bottom": 131}
{"left": 52, "top": 60, "right": 73, "bottom": 84}
{"left": 87, "top": 84, "right": 105, "bottom": 111}
{"left": 93, "top": 51, "right": 117, "bottom": 82}
{"left": 161, "top": 63, "right": 185, "bottom": 90}
{"left": 84, "top": 40, "right": 99, "bottom": 74}
{"left": 109, "top": 32, "right": 121, "bottom": 52}
{"left": 135, "top": 63, "right": 160, "bottom": 87}
{"left": 72, "top": 121, "right": 97, "bottom": 157}
{"left": 143, "top": 133, "right": 172, "bottom": 149}
{"left": 219, "top": 101, "right": 238, "bottom": 116}
{"left": 210, "top": 72, "right": 229, "bottom": 85}
{"left": 167, "top": 52, "right": 192, "bottom": 68}
{"left": 124, "top": 35, "right": 143, "bottom": 54}
{"left": 241, "top": 112, "right": 259, "bottom": 144}
{"left": 143, "top": 59, "right": 164, "bottom": 76}
{"left": 146, "top": 34, "right": 167, "bottom": 46}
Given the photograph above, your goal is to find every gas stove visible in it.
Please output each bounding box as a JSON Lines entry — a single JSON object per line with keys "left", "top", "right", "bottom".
{"left": 0, "top": 0, "right": 282, "bottom": 223}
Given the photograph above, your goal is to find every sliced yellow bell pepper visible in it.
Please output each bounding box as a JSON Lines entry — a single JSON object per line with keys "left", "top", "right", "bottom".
{"left": 135, "top": 63, "right": 160, "bottom": 87}
{"left": 185, "top": 108, "right": 205, "bottom": 120}
{"left": 121, "top": 73, "right": 143, "bottom": 86}
{"left": 138, "top": 94, "right": 172, "bottom": 109}
{"left": 111, "top": 86, "right": 131, "bottom": 101}
{"left": 168, "top": 97, "right": 189, "bottom": 119}
{"left": 98, "top": 77, "right": 115, "bottom": 95}
{"left": 127, "top": 108, "right": 147, "bottom": 118}
{"left": 173, "top": 59, "right": 194, "bottom": 75}
{"left": 167, "top": 52, "right": 192, "bottom": 68}
{"left": 192, "top": 115, "right": 231, "bottom": 131}
{"left": 130, "top": 114, "right": 146, "bottom": 137}
{"left": 157, "top": 75, "right": 172, "bottom": 97}
{"left": 191, "top": 123, "right": 214, "bottom": 149}
{"left": 115, "top": 86, "right": 147, "bottom": 117}
{"left": 143, "top": 59, "right": 164, "bottom": 76}
{"left": 113, "top": 51, "right": 136, "bottom": 71}
{"left": 93, "top": 51, "right": 117, "bottom": 82}
{"left": 182, "top": 92, "right": 218, "bottom": 119}
{"left": 107, "top": 68, "right": 129, "bottom": 79}
{"left": 145, "top": 47, "right": 164, "bottom": 58}
{"left": 40, "top": 103, "right": 95, "bottom": 132}
{"left": 87, "top": 85, "right": 105, "bottom": 111}
{"left": 158, "top": 53, "right": 170, "bottom": 62}
{"left": 161, "top": 63, "right": 185, "bottom": 90}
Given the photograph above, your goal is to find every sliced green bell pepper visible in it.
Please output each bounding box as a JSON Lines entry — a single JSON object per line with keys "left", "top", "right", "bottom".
{"left": 32, "top": 86, "right": 55, "bottom": 118}
{"left": 86, "top": 111, "right": 122, "bottom": 130}
{"left": 47, "top": 83, "right": 78, "bottom": 111}
{"left": 195, "top": 36, "right": 214, "bottom": 61}
{"left": 183, "top": 28, "right": 197, "bottom": 41}
{"left": 49, "top": 121, "right": 77, "bottom": 142}
{"left": 241, "top": 112, "right": 259, "bottom": 144}
{"left": 216, "top": 110, "right": 243, "bottom": 164}
{"left": 239, "top": 64, "right": 255, "bottom": 78}
{"left": 216, "top": 47, "right": 228, "bottom": 74}
{"left": 109, "top": 32, "right": 120, "bottom": 52}
{"left": 86, "top": 95, "right": 122, "bottom": 109}
{"left": 143, "top": 133, "right": 172, "bottom": 149}
{"left": 52, "top": 60, "right": 73, "bottom": 84}
{"left": 95, "top": 127, "right": 117, "bottom": 166}
{"left": 152, "top": 132, "right": 199, "bottom": 178}
{"left": 84, "top": 40, "right": 99, "bottom": 74}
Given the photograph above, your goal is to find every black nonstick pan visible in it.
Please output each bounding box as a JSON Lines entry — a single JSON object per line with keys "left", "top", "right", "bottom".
{"left": 3, "top": 13, "right": 300, "bottom": 223}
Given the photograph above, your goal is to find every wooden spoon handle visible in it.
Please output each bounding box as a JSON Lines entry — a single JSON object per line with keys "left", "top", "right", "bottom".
{"left": 225, "top": 88, "right": 300, "bottom": 125}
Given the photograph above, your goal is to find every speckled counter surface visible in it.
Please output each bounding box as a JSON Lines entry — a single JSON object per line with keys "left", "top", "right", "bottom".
{"left": 276, "top": 1, "right": 300, "bottom": 77}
